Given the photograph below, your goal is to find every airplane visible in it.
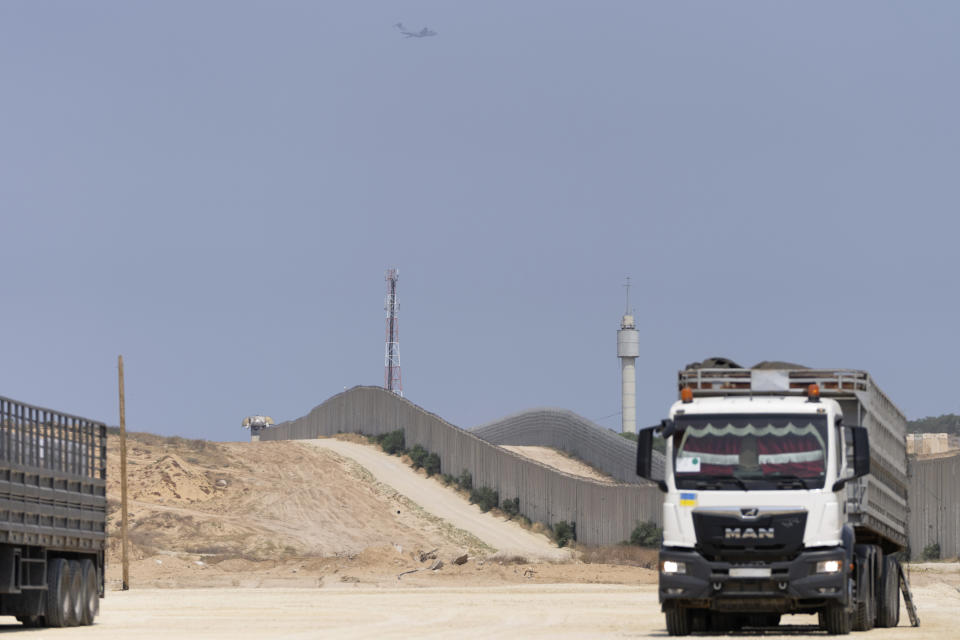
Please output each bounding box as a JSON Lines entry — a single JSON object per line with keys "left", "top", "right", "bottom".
{"left": 394, "top": 22, "right": 437, "bottom": 38}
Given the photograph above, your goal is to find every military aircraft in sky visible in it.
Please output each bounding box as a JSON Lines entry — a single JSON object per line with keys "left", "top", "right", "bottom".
{"left": 394, "top": 23, "right": 437, "bottom": 38}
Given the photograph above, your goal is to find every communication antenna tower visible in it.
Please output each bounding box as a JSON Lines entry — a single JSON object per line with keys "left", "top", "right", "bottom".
{"left": 384, "top": 268, "right": 403, "bottom": 396}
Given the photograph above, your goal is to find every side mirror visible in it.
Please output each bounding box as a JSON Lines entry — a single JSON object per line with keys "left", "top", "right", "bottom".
{"left": 636, "top": 427, "right": 654, "bottom": 479}
{"left": 636, "top": 424, "right": 667, "bottom": 492}
{"left": 834, "top": 426, "right": 871, "bottom": 491}
{"left": 852, "top": 426, "right": 870, "bottom": 477}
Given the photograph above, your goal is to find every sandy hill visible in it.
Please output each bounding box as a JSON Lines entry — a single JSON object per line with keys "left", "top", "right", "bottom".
{"left": 105, "top": 432, "right": 656, "bottom": 589}
{"left": 499, "top": 446, "right": 616, "bottom": 483}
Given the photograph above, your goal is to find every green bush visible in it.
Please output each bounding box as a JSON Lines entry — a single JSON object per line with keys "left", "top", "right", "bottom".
{"left": 456, "top": 470, "right": 473, "bottom": 491}
{"left": 553, "top": 521, "right": 576, "bottom": 547}
{"left": 441, "top": 473, "right": 455, "bottom": 486}
{"left": 408, "top": 444, "right": 428, "bottom": 469}
{"left": 501, "top": 497, "right": 520, "bottom": 518}
{"left": 629, "top": 521, "right": 663, "bottom": 547}
{"left": 377, "top": 430, "right": 405, "bottom": 455}
{"left": 922, "top": 542, "right": 941, "bottom": 561}
{"left": 469, "top": 487, "right": 499, "bottom": 513}
{"left": 424, "top": 453, "right": 441, "bottom": 477}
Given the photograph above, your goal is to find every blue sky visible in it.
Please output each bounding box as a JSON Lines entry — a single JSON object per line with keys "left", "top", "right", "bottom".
{"left": 2, "top": 2, "right": 958, "bottom": 439}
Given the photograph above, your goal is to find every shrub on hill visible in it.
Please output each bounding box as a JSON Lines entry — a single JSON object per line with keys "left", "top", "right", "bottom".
{"left": 374, "top": 430, "right": 405, "bottom": 455}
{"left": 553, "top": 521, "right": 576, "bottom": 547}
{"left": 408, "top": 444, "right": 428, "bottom": 469}
{"left": 470, "top": 486, "right": 499, "bottom": 513}
{"left": 501, "top": 497, "right": 520, "bottom": 518}
{"left": 423, "top": 453, "right": 441, "bottom": 477}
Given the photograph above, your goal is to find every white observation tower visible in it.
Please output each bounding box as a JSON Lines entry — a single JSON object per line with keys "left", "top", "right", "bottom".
{"left": 617, "top": 278, "right": 639, "bottom": 434}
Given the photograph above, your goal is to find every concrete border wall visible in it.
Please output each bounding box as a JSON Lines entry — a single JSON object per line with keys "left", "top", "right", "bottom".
{"left": 909, "top": 453, "right": 960, "bottom": 559}
{"left": 261, "top": 387, "right": 663, "bottom": 546}
{"left": 472, "top": 408, "right": 665, "bottom": 483}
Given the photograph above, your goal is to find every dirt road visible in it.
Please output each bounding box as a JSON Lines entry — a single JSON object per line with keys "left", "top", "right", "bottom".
{"left": 6, "top": 583, "right": 954, "bottom": 639}
{"left": 306, "top": 439, "right": 571, "bottom": 561}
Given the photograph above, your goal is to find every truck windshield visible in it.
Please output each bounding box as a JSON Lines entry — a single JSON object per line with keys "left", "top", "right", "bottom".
{"left": 673, "top": 414, "right": 828, "bottom": 490}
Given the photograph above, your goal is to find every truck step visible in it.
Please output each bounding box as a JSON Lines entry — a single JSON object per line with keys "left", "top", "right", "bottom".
{"left": 898, "top": 561, "right": 920, "bottom": 627}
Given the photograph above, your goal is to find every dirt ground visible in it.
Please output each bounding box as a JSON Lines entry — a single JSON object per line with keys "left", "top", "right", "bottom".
{"left": 2, "top": 580, "right": 957, "bottom": 639}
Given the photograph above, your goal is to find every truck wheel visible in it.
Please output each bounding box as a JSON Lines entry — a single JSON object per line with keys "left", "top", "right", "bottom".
{"left": 79, "top": 559, "right": 99, "bottom": 625}
{"left": 853, "top": 546, "right": 876, "bottom": 631}
{"left": 853, "top": 594, "right": 874, "bottom": 631}
{"left": 67, "top": 561, "right": 84, "bottom": 626}
{"left": 44, "top": 558, "right": 72, "bottom": 628}
{"left": 822, "top": 603, "right": 851, "bottom": 635}
{"left": 665, "top": 607, "right": 691, "bottom": 636}
{"left": 877, "top": 556, "right": 900, "bottom": 628}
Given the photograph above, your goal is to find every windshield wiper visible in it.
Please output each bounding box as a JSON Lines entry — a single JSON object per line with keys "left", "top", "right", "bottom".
{"left": 692, "top": 474, "right": 749, "bottom": 491}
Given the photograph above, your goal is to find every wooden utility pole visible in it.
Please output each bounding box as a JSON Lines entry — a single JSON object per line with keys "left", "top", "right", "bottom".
{"left": 118, "top": 355, "right": 130, "bottom": 590}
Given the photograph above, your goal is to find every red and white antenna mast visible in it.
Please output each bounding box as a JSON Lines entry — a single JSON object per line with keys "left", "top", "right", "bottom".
{"left": 384, "top": 268, "right": 403, "bottom": 396}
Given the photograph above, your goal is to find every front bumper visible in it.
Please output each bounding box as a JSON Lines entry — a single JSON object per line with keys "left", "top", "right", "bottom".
{"left": 659, "top": 547, "right": 849, "bottom": 612}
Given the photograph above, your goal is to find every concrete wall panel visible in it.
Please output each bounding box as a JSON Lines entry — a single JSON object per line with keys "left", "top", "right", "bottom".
{"left": 909, "top": 454, "right": 960, "bottom": 559}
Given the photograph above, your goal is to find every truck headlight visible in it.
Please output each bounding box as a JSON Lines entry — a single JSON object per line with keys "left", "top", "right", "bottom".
{"left": 816, "top": 560, "right": 842, "bottom": 574}
{"left": 662, "top": 560, "right": 686, "bottom": 575}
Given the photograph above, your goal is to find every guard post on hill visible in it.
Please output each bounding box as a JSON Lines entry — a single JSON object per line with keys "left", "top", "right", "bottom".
{"left": 242, "top": 415, "right": 274, "bottom": 442}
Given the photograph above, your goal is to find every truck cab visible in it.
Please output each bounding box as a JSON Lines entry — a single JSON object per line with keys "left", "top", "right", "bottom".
{"left": 637, "top": 371, "right": 907, "bottom": 635}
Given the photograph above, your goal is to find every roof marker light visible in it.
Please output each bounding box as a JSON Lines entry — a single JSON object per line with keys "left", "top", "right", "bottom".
{"left": 807, "top": 384, "right": 821, "bottom": 402}
{"left": 681, "top": 387, "right": 694, "bottom": 403}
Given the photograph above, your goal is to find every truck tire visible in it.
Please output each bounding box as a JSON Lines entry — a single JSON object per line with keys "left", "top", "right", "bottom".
{"left": 44, "top": 558, "right": 72, "bottom": 628}
{"left": 78, "top": 559, "right": 99, "bottom": 625}
{"left": 822, "top": 603, "right": 851, "bottom": 635}
{"left": 853, "top": 593, "right": 874, "bottom": 631}
{"left": 67, "top": 561, "right": 84, "bottom": 626}
{"left": 876, "top": 556, "right": 900, "bottom": 628}
{"left": 853, "top": 545, "right": 876, "bottom": 631}
{"left": 665, "top": 607, "right": 691, "bottom": 636}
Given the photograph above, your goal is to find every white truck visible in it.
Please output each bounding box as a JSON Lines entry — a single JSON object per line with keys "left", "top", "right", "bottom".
{"left": 636, "top": 365, "right": 918, "bottom": 635}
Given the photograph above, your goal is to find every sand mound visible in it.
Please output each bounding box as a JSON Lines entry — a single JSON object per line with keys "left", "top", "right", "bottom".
{"left": 131, "top": 454, "right": 218, "bottom": 503}
{"left": 500, "top": 446, "right": 616, "bottom": 483}
{"left": 106, "top": 434, "right": 480, "bottom": 586}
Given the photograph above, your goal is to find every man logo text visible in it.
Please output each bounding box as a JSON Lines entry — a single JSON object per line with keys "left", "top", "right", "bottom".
{"left": 724, "top": 527, "right": 774, "bottom": 540}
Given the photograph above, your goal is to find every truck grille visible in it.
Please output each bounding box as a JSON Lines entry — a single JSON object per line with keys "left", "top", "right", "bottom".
{"left": 692, "top": 509, "right": 807, "bottom": 562}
